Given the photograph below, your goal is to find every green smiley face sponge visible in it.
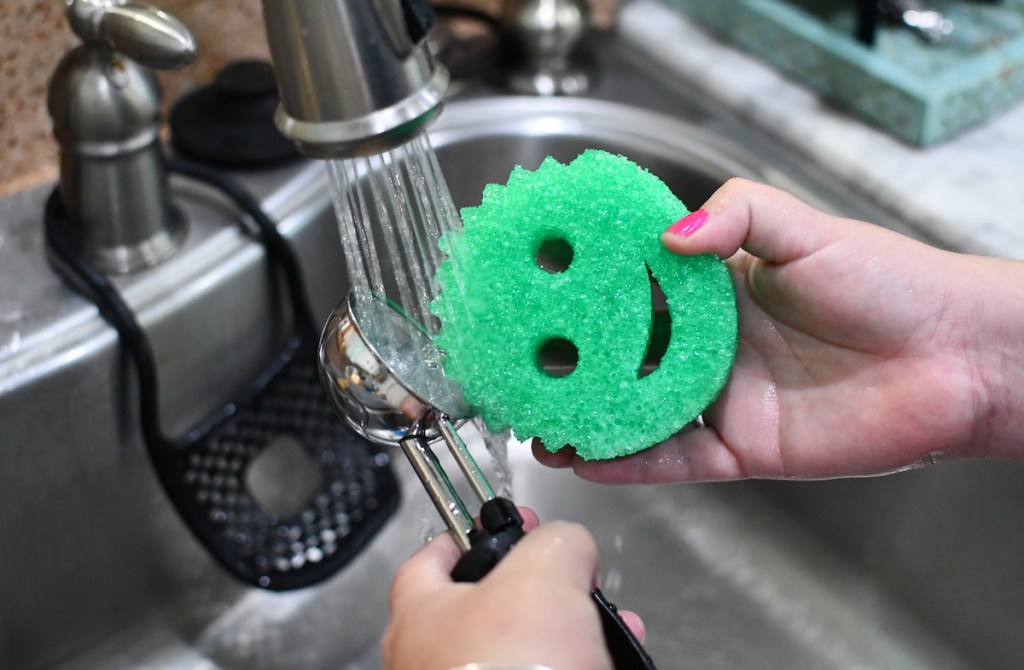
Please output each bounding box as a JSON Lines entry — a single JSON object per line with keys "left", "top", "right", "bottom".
{"left": 431, "top": 150, "right": 737, "bottom": 460}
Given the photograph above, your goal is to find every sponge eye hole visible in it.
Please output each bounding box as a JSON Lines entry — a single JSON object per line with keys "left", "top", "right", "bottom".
{"left": 537, "top": 337, "right": 579, "bottom": 378}
{"left": 535, "top": 237, "right": 574, "bottom": 274}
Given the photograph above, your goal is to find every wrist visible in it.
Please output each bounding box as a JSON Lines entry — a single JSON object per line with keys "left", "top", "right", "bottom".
{"left": 959, "top": 256, "right": 1024, "bottom": 460}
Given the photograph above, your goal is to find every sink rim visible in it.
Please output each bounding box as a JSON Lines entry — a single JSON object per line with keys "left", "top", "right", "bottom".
{"left": 432, "top": 95, "right": 767, "bottom": 186}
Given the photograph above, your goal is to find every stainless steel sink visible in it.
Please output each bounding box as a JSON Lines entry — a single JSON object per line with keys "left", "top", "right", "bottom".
{"left": 2, "top": 34, "right": 1022, "bottom": 670}
{"left": 434, "top": 96, "right": 1024, "bottom": 670}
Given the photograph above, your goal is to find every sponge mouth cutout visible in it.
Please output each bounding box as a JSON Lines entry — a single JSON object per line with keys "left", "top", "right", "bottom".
{"left": 432, "top": 150, "right": 737, "bottom": 461}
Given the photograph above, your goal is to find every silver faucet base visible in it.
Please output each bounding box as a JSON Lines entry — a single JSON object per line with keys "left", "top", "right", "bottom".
{"left": 76, "top": 202, "right": 188, "bottom": 274}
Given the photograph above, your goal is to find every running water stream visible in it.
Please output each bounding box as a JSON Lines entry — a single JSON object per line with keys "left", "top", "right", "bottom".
{"left": 325, "top": 133, "right": 514, "bottom": 500}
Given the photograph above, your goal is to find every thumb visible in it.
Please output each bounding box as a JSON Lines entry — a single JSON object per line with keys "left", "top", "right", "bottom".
{"left": 661, "top": 178, "right": 844, "bottom": 263}
{"left": 493, "top": 521, "right": 600, "bottom": 593}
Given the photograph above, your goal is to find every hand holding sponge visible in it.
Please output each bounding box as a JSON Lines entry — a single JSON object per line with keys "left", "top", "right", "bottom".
{"left": 431, "top": 150, "right": 737, "bottom": 460}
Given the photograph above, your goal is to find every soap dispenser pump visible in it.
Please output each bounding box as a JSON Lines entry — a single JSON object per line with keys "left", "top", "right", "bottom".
{"left": 47, "top": 0, "right": 197, "bottom": 273}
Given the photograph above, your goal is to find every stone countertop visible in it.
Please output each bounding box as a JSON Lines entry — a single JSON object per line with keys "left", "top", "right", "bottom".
{"left": 620, "top": 0, "right": 1024, "bottom": 259}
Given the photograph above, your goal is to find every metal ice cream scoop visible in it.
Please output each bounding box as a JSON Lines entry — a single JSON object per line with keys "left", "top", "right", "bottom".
{"left": 318, "top": 293, "right": 657, "bottom": 668}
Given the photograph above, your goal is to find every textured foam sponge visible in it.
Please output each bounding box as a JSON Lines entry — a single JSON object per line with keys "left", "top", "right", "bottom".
{"left": 432, "top": 150, "right": 737, "bottom": 460}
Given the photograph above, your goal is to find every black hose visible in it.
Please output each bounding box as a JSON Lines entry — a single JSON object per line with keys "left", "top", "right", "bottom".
{"left": 45, "top": 191, "right": 170, "bottom": 450}
{"left": 165, "top": 157, "right": 316, "bottom": 331}
{"left": 44, "top": 157, "right": 316, "bottom": 452}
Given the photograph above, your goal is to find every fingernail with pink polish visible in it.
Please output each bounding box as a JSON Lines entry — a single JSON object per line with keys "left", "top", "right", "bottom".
{"left": 666, "top": 209, "right": 708, "bottom": 237}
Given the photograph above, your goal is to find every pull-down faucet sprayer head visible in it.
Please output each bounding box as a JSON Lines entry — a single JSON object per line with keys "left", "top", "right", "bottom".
{"left": 261, "top": 0, "right": 450, "bottom": 159}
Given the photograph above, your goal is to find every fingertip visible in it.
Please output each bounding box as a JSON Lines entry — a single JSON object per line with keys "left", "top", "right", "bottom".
{"left": 517, "top": 505, "right": 540, "bottom": 532}
{"left": 532, "top": 438, "right": 577, "bottom": 469}
{"left": 661, "top": 209, "right": 710, "bottom": 258}
{"left": 617, "top": 609, "right": 646, "bottom": 644}
{"left": 664, "top": 208, "right": 708, "bottom": 238}
{"left": 660, "top": 229, "right": 692, "bottom": 255}
{"left": 661, "top": 203, "right": 737, "bottom": 259}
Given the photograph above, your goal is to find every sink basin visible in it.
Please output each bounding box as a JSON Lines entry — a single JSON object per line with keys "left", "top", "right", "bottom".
{"left": 431, "top": 98, "right": 1024, "bottom": 670}
{"left": 2, "top": 35, "right": 1022, "bottom": 670}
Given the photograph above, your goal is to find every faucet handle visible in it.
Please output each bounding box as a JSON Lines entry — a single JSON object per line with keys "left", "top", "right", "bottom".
{"left": 66, "top": 0, "right": 197, "bottom": 70}
{"left": 48, "top": 0, "right": 196, "bottom": 273}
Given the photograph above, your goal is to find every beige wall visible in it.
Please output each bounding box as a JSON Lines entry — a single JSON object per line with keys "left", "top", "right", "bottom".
{"left": 0, "top": 0, "right": 268, "bottom": 199}
{"left": 0, "top": 0, "right": 617, "bottom": 199}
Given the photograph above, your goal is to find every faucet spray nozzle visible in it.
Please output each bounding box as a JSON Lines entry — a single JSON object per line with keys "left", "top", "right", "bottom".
{"left": 261, "top": 0, "right": 449, "bottom": 159}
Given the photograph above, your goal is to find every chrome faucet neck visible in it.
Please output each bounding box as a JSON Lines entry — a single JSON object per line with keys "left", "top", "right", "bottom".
{"left": 261, "top": 0, "right": 449, "bottom": 159}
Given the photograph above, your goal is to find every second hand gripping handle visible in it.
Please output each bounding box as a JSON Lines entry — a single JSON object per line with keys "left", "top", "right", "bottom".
{"left": 450, "top": 498, "right": 657, "bottom": 670}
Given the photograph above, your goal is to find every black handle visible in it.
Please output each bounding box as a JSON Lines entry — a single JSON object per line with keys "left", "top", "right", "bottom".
{"left": 451, "top": 497, "right": 525, "bottom": 582}
{"left": 450, "top": 498, "right": 656, "bottom": 669}
{"left": 592, "top": 587, "right": 657, "bottom": 669}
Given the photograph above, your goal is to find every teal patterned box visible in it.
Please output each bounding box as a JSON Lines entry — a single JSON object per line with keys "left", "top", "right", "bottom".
{"left": 661, "top": 0, "right": 1024, "bottom": 145}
